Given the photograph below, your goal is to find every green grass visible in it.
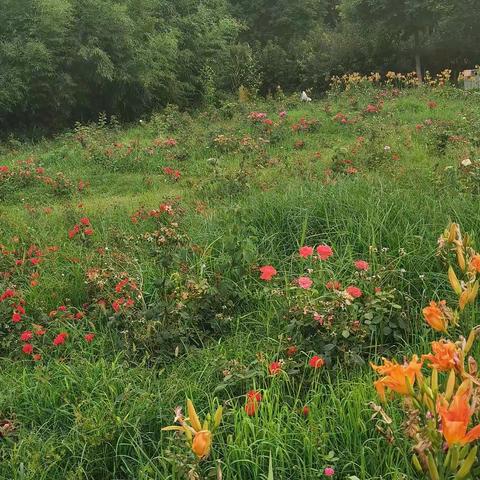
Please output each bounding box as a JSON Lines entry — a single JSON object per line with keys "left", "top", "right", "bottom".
{"left": 1, "top": 85, "right": 480, "bottom": 479}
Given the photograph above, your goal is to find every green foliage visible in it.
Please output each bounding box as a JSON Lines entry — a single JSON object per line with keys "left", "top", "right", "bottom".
{"left": 0, "top": 0, "right": 239, "bottom": 132}
{"left": 3, "top": 0, "right": 480, "bottom": 134}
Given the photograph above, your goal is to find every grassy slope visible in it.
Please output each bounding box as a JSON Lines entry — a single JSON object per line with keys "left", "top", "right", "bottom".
{"left": 1, "top": 86, "right": 480, "bottom": 479}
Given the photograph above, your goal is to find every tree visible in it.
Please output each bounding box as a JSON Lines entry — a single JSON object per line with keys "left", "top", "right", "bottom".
{"left": 226, "top": 0, "right": 339, "bottom": 92}
{"left": 0, "top": 0, "right": 240, "bottom": 131}
{"left": 341, "top": 0, "right": 455, "bottom": 81}
{"left": 426, "top": 0, "right": 480, "bottom": 73}
{"left": 0, "top": 0, "right": 74, "bottom": 128}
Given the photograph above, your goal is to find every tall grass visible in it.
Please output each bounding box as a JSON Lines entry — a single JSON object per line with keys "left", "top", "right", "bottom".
{"left": 1, "top": 86, "right": 480, "bottom": 478}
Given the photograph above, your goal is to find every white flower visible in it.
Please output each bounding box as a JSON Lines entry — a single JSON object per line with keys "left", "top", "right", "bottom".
{"left": 461, "top": 158, "right": 472, "bottom": 167}
{"left": 384, "top": 145, "right": 391, "bottom": 151}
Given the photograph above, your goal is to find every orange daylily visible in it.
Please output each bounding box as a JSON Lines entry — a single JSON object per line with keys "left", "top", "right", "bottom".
{"left": 162, "top": 399, "right": 222, "bottom": 460}
{"left": 422, "top": 340, "right": 460, "bottom": 372}
{"left": 470, "top": 255, "right": 480, "bottom": 273}
{"left": 371, "top": 356, "right": 423, "bottom": 401}
{"left": 422, "top": 300, "right": 448, "bottom": 332}
{"left": 192, "top": 430, "right": 212, "bottom": 458}
{"left": 437, "top": 380, "right": 480, "bottom": 446}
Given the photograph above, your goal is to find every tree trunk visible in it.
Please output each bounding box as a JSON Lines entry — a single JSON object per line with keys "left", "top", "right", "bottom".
{"left": 414, "top": 30, "right": 423, "bottom": 83}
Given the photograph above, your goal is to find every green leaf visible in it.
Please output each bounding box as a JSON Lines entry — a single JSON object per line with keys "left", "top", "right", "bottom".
{"left": 268, "top": 452, "right": 274, "bottom": 480}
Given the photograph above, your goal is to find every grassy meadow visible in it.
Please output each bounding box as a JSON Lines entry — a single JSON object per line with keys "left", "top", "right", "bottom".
{"left": 2, "top": 83, "right": 480, "bottom": 479}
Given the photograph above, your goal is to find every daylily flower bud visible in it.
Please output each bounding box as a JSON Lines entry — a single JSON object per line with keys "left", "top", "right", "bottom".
{"left": 427, "top": 452, "right": 440, "bottom": 480}
{"left": 412, "top": 454, "right": 423, "bottom": 473}
{"left": 464, "top": 329, "right": 477, "bottom": 355}
{"left": 456, "top": 446, "right": 478, "bottom": 478}
{"left": 448, "top": 266, "right": 462, "bottom": 295}
{"left": 448, "top": 223, "right": 458, "bottom": 243}
{"left": 456, "top": 246, "right": 466, "bottom": 271}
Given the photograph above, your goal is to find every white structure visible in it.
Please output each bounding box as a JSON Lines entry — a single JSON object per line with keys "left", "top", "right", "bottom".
{"left": 463, "top": 69, "right": 480, "bottom": 90}
{"left": 301, "top": 91, "right": 312, "bottom": 102}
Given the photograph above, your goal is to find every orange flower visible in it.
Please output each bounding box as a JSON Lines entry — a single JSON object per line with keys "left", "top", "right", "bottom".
{"left": 371, "top": 356, "right": 423, "bottom": 401}
{"left": 162, "top": 399, "right": 222, "bottom": 461}
{"left": 422, "top": 340, "right": 459, "bottom": 372}
{"left": 192, "top": 430, "right": 212, "bottom": 459}
{"left": 470, "top": 255, "right": 480, "bottom": 272}
{"left": 422, "top": 301, "right": 448, "bottom": 332}
{"left": 437, "top": 380, "right": 480, "bottom": 446}
{"left": 245, "top": 390, "right": 262, "bottom": 416}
